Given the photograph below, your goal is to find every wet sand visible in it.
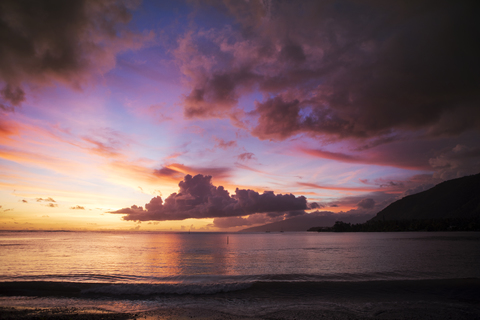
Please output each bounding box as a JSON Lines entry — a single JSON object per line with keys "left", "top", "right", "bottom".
{"left": 1, "top": 279, "right": 480, "bottom": 319}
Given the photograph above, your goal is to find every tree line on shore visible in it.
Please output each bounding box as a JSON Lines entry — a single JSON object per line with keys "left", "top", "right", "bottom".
{"left": 308, "top": 217, "right": 480, "bottom": 232}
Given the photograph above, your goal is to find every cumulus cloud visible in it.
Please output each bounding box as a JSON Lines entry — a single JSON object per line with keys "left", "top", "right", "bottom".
{"left": 110, "top": 174, "right": 308, "bottom": 221}
{"left": 176, "top": 1, "right": 480, "bottom": 142}
{"left": 0, "top": 0, "right": 149, "bottom": 110}
{"left": 70, "top": 205, "right": 85, "bottom": 210}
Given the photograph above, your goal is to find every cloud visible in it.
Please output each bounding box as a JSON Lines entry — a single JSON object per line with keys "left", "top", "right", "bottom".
{"left": 308, "top": 202, "right": 323, "bottom": 209}
{"left": 300, "top": 148, "right": 361, "bottom": 164}
{"left": 36, "top": 197, "right": 55, "bottom": 202}
{"left": 429, "top": 145, "right": 480, "bottom": 180}
{"left": 110, "top": 174, "right": 308, "bottom": 221}
{"left": 299, "top": 138, "right": 453, "bottom": 171}
{"left": 214, "top": 138, "right": 237, "bottom": 149}
{"left": 213, "top": 216, "right": 252, "bottom": 229}
{"left": 82, "top": 137, "right": 121, "bottom": 158}
{"left": 154, "top": 166, "right": 184, "bottom": 179}
{"left": 46, "top": 203, "right": 57, "bottom": 208}
{"left": 237, "top": 152, "right": 255, "bottom": 161}
{"left": 176, "top": 1, "right": 480, "bottom": 142}
{"left": 212, "top": 210, "right": 305, "bottom": 229}
{"left": 162, "top": 163, "right": 232, "bottom": 180}
{"left": 70, "top": 205, "right": 85, "bottom": 210}
{"left": 235, "top": 211, "right": 376, "bottom": 232}
{"left": 21, "top": 199, "right": 27, "bottom": 203}
{"left": 297, "top": 182, "right": 380, "bottom": 193}
{"left": 357, "top": 198, "right": 375, "bottom": 209}
{"left": 0, "top": 0, "right": 149, "bottom": 110}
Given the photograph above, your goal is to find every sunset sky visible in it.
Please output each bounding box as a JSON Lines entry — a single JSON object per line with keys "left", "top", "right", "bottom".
{"left": 1, "top": 0, "right": 479, "bottom": 231}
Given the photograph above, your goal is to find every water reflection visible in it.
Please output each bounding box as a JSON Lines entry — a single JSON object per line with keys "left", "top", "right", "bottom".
{"left": 1, "top": 231, "right": 479, "bottom": 283}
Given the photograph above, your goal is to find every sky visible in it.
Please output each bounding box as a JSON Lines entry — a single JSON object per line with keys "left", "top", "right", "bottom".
{"left": 1, "top": 0, "right": 479, "bottom": 231}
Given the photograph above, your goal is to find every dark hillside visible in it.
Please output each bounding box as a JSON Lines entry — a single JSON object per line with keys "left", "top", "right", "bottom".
{"left": 372, "top": 173, "right": 480, "bottom": 221}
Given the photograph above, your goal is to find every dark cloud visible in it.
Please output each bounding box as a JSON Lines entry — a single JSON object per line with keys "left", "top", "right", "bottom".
{"left": 177, "top": 1, "right": 480, "bottom": 142}
{"left": 308, "top": 202, "right": 322, "bottom": 209}
{"left": 0, "top": 85, "right": 24, "bottom": 111}
{"left": 154, "top": 163, "right": 232, "bottom": 180}
{"left": 0, "top": 0, "right": 146, "bottom": 110}
{"left": 154, "top": 167, "right": 182, "bottom": 178}
{"left": 357, "top": 198, "right": 375, "bottom": 209}
{"left": 429, "top": 145, "right": 480, "bottom": 180}
{"left": 301, "top": 133, "right": 480, "bottom": 173}
{"left": 110, "top": 174, "right": 308, "bottom": 221}
{"left": 70, "top": 205, "right": 85, "bottom": 210}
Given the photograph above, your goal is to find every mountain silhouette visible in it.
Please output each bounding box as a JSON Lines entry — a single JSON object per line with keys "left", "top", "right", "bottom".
{"left": 371, "top": 173, "right": 480, "bottom": 221}
{"left": 239, "top": 212, "right": 373, "bottom": 232}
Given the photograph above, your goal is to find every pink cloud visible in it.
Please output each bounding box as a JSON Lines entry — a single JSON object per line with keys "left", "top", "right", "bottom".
{"left": 173, "top": 1, "right": 480, "bottom": 159}
{"left": 110, "top": 174, "right": 308, "bottom": 221}
{"left": 297, "top": 182, "right": 380, "bottom": 193}
{"left": 214, "top": 137, "right": 237, "bottom": 149}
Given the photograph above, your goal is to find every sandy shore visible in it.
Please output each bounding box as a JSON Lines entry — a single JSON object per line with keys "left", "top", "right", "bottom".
{"left": 1, "top": 279, "right": 480, "bottom": 319}
{"left": 1, "top": 303, "right": 479, "bottom": 320}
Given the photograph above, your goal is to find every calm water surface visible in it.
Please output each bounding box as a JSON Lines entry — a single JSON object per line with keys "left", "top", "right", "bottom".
{"left": 1, "top": 231, "right": 479, "bottom": 288}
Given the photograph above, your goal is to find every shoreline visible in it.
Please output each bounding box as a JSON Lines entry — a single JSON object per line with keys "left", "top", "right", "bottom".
{"left": 1, "top": 278, "right": 479, "bottom": 319}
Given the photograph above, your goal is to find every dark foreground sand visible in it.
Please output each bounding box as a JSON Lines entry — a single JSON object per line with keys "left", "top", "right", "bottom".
{"left": 1, "top": 279, "right": 480, "bottom": 319}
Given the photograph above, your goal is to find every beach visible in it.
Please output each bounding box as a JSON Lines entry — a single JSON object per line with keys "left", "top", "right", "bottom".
{"left": 1, "top": 278, "right": 480, "bottom": 319}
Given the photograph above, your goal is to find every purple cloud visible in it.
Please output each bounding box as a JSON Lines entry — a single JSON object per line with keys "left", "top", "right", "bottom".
{"left": 175, "top": 1, "right": 480, "bottom": 143}
{"left": 357, "top": 198, "right": 375, "bottom": 210}
{"left": 0, "top": 0, "right": 147, "bottom": 111}
{"left": 110, "top": 174, "right": 308, "bottom": 221}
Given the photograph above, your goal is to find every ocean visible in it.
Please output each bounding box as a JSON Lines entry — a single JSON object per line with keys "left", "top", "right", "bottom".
{"left": 1, "top": 231, "right": 480, "bottom": 317}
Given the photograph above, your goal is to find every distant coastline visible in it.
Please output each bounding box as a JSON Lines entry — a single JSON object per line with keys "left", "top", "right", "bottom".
{"left": 308, "top": 217, "right": 480, "bottom": 232}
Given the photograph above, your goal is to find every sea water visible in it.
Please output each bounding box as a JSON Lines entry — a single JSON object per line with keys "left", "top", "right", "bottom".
{"left": 1, "top": 231, "right": 479, "bottom": 312}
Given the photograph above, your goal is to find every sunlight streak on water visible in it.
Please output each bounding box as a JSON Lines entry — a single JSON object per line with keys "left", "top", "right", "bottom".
{"left": 1, "top": 231, "right": 479, "bottom": 285}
